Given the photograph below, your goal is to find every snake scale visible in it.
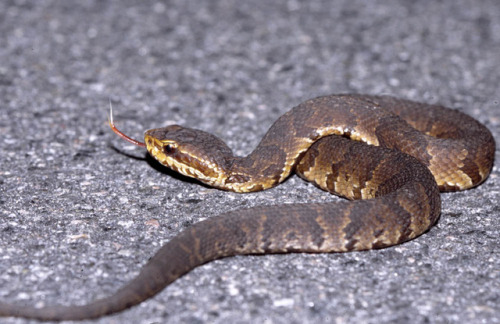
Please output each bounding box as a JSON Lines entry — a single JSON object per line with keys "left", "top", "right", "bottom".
{"left": 0, "top": 94, "right": 495, "bottom": 321}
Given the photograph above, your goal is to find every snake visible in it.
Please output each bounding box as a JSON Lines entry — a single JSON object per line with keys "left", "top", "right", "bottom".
{"left": 0, "top": 94, "right": 495, "bottom": 321}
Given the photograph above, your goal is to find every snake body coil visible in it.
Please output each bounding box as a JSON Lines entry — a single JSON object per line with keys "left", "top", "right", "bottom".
{"left": 0, "top": 95, "right": 495, "bottom": 321}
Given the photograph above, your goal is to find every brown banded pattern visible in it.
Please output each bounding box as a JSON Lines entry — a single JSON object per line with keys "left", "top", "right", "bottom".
{"left": 0, "top": 94, "right": 495, "bottom": 321}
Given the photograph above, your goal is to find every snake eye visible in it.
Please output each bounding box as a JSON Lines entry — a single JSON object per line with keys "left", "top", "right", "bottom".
{"left": 164, "top": 144, "right": 176, "bottom": 154}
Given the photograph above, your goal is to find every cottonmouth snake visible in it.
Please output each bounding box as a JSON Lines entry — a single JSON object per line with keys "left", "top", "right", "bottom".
{"left": 0, "top": 94, "right": 495, "bottom": 321}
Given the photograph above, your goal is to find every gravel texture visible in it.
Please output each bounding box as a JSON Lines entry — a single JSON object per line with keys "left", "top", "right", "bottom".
{"left": 0, "top": 1, "right": 499, "bottom": 323}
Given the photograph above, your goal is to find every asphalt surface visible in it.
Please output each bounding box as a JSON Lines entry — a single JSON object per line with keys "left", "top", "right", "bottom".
{"left": 0, "top": 1, "right": 499, "bottom": 323}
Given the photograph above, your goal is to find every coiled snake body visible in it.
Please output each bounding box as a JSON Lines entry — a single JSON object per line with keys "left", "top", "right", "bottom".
{"left": 0, "top": 95, "right": 495, "bottom": 321}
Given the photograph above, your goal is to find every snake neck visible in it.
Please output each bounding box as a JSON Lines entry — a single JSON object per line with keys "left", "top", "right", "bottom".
{"left": 219, "top": 134, "right": 326, "bottom": 193}
{"left": 204, "top": 97, "right": 386, "bottom": 193}
{"left": 220, "top": 156, "right": 294, "bottom": 193}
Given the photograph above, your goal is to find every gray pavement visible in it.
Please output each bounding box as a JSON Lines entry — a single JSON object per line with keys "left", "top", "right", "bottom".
{"left": 0, "top": 1, "right": 499, "bottom": 323}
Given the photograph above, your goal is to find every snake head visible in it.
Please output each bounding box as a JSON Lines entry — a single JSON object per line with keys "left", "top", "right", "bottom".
{"left": 144, "top": 125, "right": 234, "bottom": 186}
{"left": 108, "top": 104, "right": 234, "bottom": 187}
